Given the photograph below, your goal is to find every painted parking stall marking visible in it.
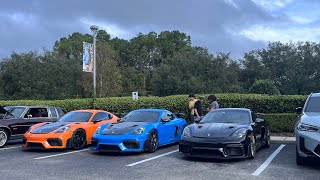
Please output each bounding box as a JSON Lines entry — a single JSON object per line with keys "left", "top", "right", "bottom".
{"left": 0, "top": 146, "right": 21, "bottom": 151}
{"left": 34, "top": 148, "right": 89, "bottom": 160}
{"left": 126, "top": 149, "right": 178, "bottom": 167}
{"left": 252, "top": 144, "right": 286, "bottom": 176}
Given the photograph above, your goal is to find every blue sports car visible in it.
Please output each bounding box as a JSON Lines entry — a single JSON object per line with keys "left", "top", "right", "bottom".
{"left": 91, "top": 109, "right": 187, "bottom": 153}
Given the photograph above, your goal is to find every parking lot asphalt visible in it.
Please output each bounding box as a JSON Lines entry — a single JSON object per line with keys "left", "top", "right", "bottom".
{"left": 1, "top": 140, "right": 319, "bottom": 180}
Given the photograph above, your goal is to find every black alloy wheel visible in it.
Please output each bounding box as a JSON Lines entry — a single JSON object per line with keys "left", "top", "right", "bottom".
{"left": 146, "top": 130, "right": 158, "bottom": 153}
{"left": 71, "top": 129, "right": 86, "bottom": 150}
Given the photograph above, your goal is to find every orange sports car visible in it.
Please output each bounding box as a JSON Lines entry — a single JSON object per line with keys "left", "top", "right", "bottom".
{"left": 23, "top": 110, "right": 118, "bottom": 150}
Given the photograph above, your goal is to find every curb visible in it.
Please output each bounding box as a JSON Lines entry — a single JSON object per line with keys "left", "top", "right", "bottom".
{"left": 271, "top": 136, "right": 296, "bottom": 144}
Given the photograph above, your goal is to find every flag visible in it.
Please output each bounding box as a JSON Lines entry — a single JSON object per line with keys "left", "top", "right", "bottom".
{"left": 82, "top": 42, "right": 94, "bottom": 72}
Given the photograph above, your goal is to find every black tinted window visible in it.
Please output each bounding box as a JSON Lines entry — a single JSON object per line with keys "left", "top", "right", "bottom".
{"left": 59, "top": 112, "right": 92, "bottom": 122}
{"left": 305, "top": 97, "right": 320, "bottom": 112}
{"left": 92, "top": 112, "right": 111, "bottom": 121}
{"left": 24, "top": 108, "right": 48, "bottom": 118}
{"left": 122, "top": 111, "right": 159, "bottom": 123}
{"left": 201, "top": 110, "right": 250, "bottom": 124}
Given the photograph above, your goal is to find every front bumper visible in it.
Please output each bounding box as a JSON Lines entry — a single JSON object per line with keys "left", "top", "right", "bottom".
{"left": 296, "top": 130, "right": 320, "bottom": 158}
{"left": 179, "top": 136, "right": 249, "bottom": 159}
{"left": 23, "top": 132, "right": 73, "bottom": 149}
{"left": 90, "top": 133, "right": 149, "bottom": 152}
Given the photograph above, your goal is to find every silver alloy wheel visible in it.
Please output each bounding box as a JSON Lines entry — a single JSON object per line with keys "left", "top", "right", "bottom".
{"left": 250, "top": 136, "right": 256, "bottom": 157}
{"left": 0, "top": 130, "right": 8, "bottom": 147}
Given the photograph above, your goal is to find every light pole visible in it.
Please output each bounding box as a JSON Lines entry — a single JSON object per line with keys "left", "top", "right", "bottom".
{"left": 90, "top": 25, "right": 99, "bottom": 99}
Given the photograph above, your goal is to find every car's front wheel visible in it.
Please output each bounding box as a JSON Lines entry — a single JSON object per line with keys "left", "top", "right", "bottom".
{"left": 145, "top": 130, "right": 158, "bottom": 153}
{"left": 71, "top": 129, "right": 86, "bottom": 150}
{"left": 0, "top": 128, "right": 8, "bottom": 148}
{"left": 296, "top": 147, "right": 306, "bottom": 165}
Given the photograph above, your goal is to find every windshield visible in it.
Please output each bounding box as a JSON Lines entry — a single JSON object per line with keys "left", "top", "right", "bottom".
{"left": 121, "top": 111, "right": 159, "bottom": 123}
{"left": 305, "top": 97, "right": 320, "bottom": 113}
{"left": 7, "top": 107, "right": 26, "bottom": 118}
{"left": 200, "top": 110, "right": 250, "bottom": 124}
{"left": 58, "top": 112, "right": 92, "bottom": 122}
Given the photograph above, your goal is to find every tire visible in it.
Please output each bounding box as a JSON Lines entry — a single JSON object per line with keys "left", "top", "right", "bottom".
{"left": 248, "top": 135, "right": 256, "bottom": 159}
{"left": 70, "top": 129, "right": 86, "bottom": 150}
{"left": 264, "top": 127, "right": 271, "bottom": 148}
{"left": 145, "top": 130, "right": 158, "bottom": 153}
{"left": 0, "top": 128, "right": 9, "bottom": 148}
{"left": 296, "top": 147, "right": 306, "bottom": 165}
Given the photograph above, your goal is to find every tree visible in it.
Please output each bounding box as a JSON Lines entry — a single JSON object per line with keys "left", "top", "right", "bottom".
{"left": 249, "top": 79, "right": 280, "bottom": 95}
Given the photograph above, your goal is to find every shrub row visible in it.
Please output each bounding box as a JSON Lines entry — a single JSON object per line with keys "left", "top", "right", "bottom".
{"left": 0, "top": 94, "right": 307, "bottom": 114}
{"left": 265, "top": 113, "right": 297, "bottom": 133}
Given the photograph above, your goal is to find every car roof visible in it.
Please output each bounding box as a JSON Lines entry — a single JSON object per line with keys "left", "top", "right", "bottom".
{"left": 71, "top": 109, "right": 111, "bottom": 113}
{"left": 215, "top": 108, "right": 251, "bottom": 112}
{"left": 133, "top": 109, "right": 167, "bottom": 113}
{"left": 310, "top": 93, "right": 320, "bottom": 97}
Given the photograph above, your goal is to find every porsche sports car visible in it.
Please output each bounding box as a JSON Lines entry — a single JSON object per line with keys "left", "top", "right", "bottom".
{"left": 91, "top": 109, "right": 187, "bottom": 153}
{"left": 179, "top": 108, "right": 270, "bottom": 159}
{"left": 23, "top": 110, "right": 118, "bottom": 150}
{"left": 295, "top": 93, "right": 320, "bottom": 165}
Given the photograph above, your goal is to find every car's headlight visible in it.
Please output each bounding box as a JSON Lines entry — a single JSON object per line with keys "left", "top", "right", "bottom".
{"left": 27, "top": 125, "right": 34, "bottom": 133}
{"left": 130, "top": 126, "right": 145, "bottom": 135}
{"left": 182, "top": 127, "right": 191, "bottom": 137}
{"left": 95, "top": 126, "right": 101, "bottom": 134}
{"left": 297, "top": 124, "right": 318, "bottom": 132}
{"left": 230, "top": 128, "right": 247, "bottom": 138}
{"left": 54, "top": 126, "right": 71, "bottom": 134}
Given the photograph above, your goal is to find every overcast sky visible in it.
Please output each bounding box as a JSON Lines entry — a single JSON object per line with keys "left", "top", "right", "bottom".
{"left": 1, "top": 0, "right": 320, "bottom": 59}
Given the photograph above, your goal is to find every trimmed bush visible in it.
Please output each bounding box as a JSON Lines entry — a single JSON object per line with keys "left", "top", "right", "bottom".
{"left": 265, "top": 113, "right": 297, "bottom": 133}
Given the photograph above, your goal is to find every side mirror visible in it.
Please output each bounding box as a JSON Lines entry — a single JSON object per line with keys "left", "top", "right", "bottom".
{"left": 27, "top": 115, "right": 32, "bottom": 119}
{"left": 92, "top": 119, "right": 102, "bottom": 124}
{"left": 161, "top": 118, "right": 170, "bottom": 123}
{"left": 296, "top": 107, "right": 302, "bottom": 114}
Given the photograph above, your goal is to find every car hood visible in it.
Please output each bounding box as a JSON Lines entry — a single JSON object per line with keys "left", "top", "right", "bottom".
{"left": 191, "top": 123, "right": 249, "bottom": 138}
{"left": 31, "top": 122, "right": 73, "bottom": 134}
{"left": 102, "top": 122, "right": 149, "bottom": 135}
{"left": 300, "top": 113, "right": 320, "bottom": 127}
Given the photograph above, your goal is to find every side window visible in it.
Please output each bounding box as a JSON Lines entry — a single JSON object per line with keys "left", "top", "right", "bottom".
{"left": 92, "top": 112, "right": 111, "bottom": 121}
{"left": 56, "top": 108, "right": 65, "bottom": 117}
{"left": 24, "top": 108, "right": 48, "bottom": 118}
{"left": 50, "top": 107, "right": 58, "bottom": 118}
{"left": 161, "top": 112, "right": 173, "bottom": 121}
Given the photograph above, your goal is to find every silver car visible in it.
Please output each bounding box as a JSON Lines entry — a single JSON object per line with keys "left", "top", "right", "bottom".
{"left": 295, "top": 93, "right": 320, "bottom": 165}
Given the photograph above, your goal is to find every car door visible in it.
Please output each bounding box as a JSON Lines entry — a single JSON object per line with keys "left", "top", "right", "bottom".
{"left": 251, "top": 111, "right": 263, "bottom": 146}
{"left": 157, "top": 111, "right": 176, "bottom": 145}
{"left": 87, "top": 112, "right": 113, "bottom": 136}
{"left": 18, "top": 107, "right": 51, "bottom": 134}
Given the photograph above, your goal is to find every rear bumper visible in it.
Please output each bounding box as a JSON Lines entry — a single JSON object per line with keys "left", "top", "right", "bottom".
{"left": 296, "top": 130, "right": 320, "bottom": 159}
{"left": 23, "top": 132, "right": 73, "bottom": 149}
{"left": 179, "top": 137, "right": 249, "bottom": 159}
{"left": 90, "top": 134, "right": 148, "bottom": 152}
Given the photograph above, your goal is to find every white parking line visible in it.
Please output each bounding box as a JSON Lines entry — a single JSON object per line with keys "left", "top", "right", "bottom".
{"left": 34, "top": 148, "right": 89, "bottom": 160}
{"left": 126, "top": 149, "right": 179, "bottom": 167}
{"left": 252, "top": 144, "right": 286, "bottom": 176}
{"left": 0, "top": 146, "right": 21, "bottom": 151}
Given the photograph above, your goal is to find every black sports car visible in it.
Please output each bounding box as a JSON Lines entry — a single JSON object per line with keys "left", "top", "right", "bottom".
{"left": 179, "top": 108, "right": 270, "bottom": 159}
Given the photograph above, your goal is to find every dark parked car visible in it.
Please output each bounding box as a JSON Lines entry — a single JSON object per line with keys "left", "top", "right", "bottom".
{"left": 0, "top": 106, "right": 65, "bottom": 148}
{"left": 179, "top": 108, "right": 270, "bottom": 159}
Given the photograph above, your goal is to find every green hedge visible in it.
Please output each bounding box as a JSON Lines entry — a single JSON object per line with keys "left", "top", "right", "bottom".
{"left": 0, "top": 94, "right": 301, "bottom": 133}
{"left": 0, "top": 94, "right": 307, "bottom": 114}
{"left": 265, "top": 113, "right": 297, "bottom": 133}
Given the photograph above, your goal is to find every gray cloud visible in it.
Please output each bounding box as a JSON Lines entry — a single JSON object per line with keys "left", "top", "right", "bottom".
{"left": 0, "top": 0, "right": 282, "bottom": 59}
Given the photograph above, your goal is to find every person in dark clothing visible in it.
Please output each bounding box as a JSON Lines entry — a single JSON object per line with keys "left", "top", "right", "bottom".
{"left": 194, "top": 96, "right": 204, "bottom": 123}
